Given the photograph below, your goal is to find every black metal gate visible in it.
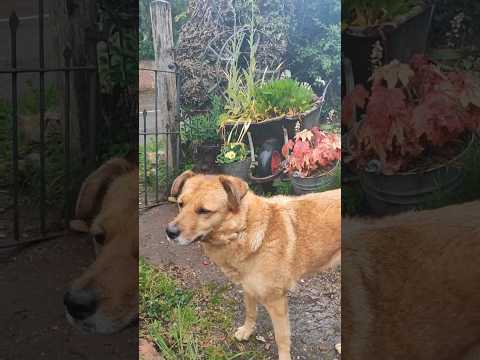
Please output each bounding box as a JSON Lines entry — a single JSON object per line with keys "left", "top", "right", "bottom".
{"left": 0, "top": 3, "right": 97, "bottom": 248}
{"left": 139, "top": 67, "right": 180, "bottom": 209}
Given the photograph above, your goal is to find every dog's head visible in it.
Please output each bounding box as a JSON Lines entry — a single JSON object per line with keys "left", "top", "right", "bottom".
{"left": 166, "top": 171, "right": 249, "bottom": 245}
{"left": 65, "top": 157, "right": 138, "bottom": 334}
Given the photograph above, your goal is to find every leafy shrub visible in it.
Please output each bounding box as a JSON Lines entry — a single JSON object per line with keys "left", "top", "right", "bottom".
{"left": 288, "top": 0, "right": 341, "bottom": 113}
{"left": 181, "top": 96, "right": 223, "bottom": 145}
{"left": 282, "top": 127, "right": 341, "bottom": 177}
{"left": 343, "top": 55, "right": 480, "bottom": 174}
{"left": 255, "top": 78, "right": 316, "bottom": 117}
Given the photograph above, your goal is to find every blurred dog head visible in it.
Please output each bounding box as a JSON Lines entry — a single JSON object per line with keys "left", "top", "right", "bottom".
{"left": 65, "top": 157, "right": 138, "bottom": 334}
{"left": 166, "top": 171, "right": 249, "bottom": 245}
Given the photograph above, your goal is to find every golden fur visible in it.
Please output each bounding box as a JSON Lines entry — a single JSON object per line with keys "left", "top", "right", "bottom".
{"left": 67, "top": 157, "right": 138, "bottom": 334}
{"left": 343, "top": 201, "right": 480, "bottom": 359}
{"left": 169, "top": 171, "right": 341, "bottom": 360}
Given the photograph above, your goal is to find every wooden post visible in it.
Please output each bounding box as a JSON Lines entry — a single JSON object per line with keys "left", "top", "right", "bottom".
{"left": 150, "top": 0, "right": 177, "bottom": 171}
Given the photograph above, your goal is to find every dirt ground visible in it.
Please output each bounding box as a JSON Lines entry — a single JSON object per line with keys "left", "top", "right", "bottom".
{"left": 0, "top": 233, "right": 138, "bottom": 360}
{"left": 140, "top": 204, "right": 341, "bottom": 360}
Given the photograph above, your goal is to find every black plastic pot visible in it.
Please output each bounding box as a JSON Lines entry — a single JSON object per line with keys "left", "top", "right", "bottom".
{"left": 219, "top": 157, "right": 252, "bottom": 181}
{"left": 342, "top": 5, "right": 435, "bottom": 87}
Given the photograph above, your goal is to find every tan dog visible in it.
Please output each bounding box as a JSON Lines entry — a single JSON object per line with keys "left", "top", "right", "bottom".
{"left": 167, "top": 171, "right": 341, "bottom": 360}
{"left": 343, "top": 201, "right": 480, "bottom": 359}
{"left": 65, "top": 157, "right": 139, "bottom": 334}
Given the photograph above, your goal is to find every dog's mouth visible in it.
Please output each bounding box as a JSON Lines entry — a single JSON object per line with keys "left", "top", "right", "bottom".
{"left": 166, "top": 234, "right": 205, "bottom": 245}
{"left": 193, "top": 234, "right": 205, "bottom": 242}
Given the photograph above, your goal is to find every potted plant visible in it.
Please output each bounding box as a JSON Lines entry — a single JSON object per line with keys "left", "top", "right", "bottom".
{"left": 342, "top": 55, "right": 480, "bottom": 213}
{"left": 181, "top": 96, "right": 223, "bottom": 172}
{"left": 216, "top": 142, "right": 251, "bottom": 180}
{"left": 218, "top": 14, "right": 321, "bottom": 149}
{"left": 255, "top": 76, "right": 321, "bottom": 128}
{"left": 342, "top": 0, "right": 434, "bottom": 86}
{"left": 282, "top": 127, "right": 341, "bottom": 195}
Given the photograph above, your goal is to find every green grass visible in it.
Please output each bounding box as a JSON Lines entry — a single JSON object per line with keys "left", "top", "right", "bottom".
{"left": 139, "top": 258, "right": 263, "bottom": 360}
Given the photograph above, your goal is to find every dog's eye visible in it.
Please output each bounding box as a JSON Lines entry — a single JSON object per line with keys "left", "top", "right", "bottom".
{"left": 178, "top": 201, "right": 184, "bottom": 208}
{"left": 94, "top": 233, "right": 106, "bottom": 245}
{"left": 196, "top": 207, "right": 212, "bottom": 215}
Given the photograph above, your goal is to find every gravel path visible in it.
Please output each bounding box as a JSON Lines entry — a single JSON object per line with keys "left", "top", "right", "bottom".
{"left": 140, "top": 204, "right": 341, "bottom": 360}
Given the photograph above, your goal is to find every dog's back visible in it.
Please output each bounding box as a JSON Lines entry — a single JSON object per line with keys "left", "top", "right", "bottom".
{"left": 343, "top": 201, "right": 480, "bottom": 359}
{"left": 264, "top": 189, "right": 341, "bottom": 279}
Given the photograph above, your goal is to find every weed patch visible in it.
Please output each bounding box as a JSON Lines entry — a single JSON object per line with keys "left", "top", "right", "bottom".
{"left": 139, "top": 259, "right": 264, "bottom": 360}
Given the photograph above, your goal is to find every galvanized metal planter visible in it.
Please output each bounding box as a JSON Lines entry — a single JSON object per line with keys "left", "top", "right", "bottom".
{"left": 360, "top": 135, "right": 475, "bottom": 215}
{"left": 291, "top": 162, "right": 339, "bottom": 195}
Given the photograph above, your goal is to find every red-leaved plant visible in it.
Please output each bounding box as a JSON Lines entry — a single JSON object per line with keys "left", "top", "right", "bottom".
{"left": 282, "top": 127, "right": 341, "bottom": 177}
{"left": 342, "top": 55, "right": 480, "bottom": 174}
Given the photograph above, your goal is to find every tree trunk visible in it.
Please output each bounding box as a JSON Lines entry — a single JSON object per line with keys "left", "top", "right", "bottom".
{"left": 151, "top": 0, "right": 178, "bottom": 171}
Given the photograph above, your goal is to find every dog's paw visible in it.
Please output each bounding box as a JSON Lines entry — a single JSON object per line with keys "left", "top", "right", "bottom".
{"left": 234, "top": 325, "right": 254, "bottom": 341}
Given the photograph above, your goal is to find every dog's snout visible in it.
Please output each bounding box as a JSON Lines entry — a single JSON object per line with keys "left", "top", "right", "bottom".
{"left": 64, "top": 289, "right": 97, "bottom": 320}
{"left": 166, "top": 223, "right": 181, "bottom": 239}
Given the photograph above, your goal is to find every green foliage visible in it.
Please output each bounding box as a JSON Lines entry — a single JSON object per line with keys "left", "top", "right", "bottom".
{"left": 272, "top": 180, "right": 293, "bottom": 195}
{"left": 181, "top": 96, "right": 223, "bottom": 145}
{"left": 0, "top": 86, "right": 69, "bottom": 206}
{"left": 96, "top": 0, "right": 138, "bottom": 160}
{"left": 138, "top": 139, "right": 168, "bottom": 195}
{"left": 288, "top": 0, "right": 341, "bottom": 113}
{"left": 342, "top": 0, "right": 418, "bottom": 27}
{"left": 19, "top": 81, "right": 58, "bottom": 115}
{"left": 216, "top": 143, "right": 248, "bottom": 165}
{"left": 255, "top": 79, "right": 315, "bottom": 117}
{"left": 222, "top": 10, "right": 262, "bottom": 124}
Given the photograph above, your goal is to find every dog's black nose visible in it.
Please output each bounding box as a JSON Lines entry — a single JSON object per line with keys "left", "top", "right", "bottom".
{"left": 166, "top": 223, "right": 180, "bottom": 239}
{"left": 64, "top": 289, "right": 97, "bottom": 320}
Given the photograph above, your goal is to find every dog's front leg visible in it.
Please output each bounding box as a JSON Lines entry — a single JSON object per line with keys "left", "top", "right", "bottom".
{"left": 264, "top": 295, "right": 291, "bottom": 360}
{"left": 235, "top": 291, "right": 257, "bottom": 341}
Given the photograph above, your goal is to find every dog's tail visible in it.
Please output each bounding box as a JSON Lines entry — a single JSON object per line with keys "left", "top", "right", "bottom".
{"left": 70, "top": 154, "right": 137, "bottom": 233}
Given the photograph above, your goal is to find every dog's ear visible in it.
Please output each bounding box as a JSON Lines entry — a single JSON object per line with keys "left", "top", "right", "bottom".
{"left": 219, "top": 176, "right": 249, "bottom": 212}
{"left": 171, "top": 170, "right": 196, "bottom": 197}
{"left": 74, "top": 157, "right": 133, "bottom": 221}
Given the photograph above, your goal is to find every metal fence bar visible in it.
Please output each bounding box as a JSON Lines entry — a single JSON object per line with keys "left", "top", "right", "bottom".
{"left": 139, "top": 68, "right": 175, "bottom": 74}
{"left": 154, "top": 70, "right": 159, "bottom": 202}
{"left": 0, "top": 66, "right": 96, "bottom": 74}
{"left": 10, "top": 12, "right": 19, "bottom": 242}
{"left": 38, "top": 0, "right": 46, "bottom": 236}
{"left": 63, "top": 48, "right": 72, "bottom": 226}
{"left": 143, "top": 110, "right": 148, "bottom": 206}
